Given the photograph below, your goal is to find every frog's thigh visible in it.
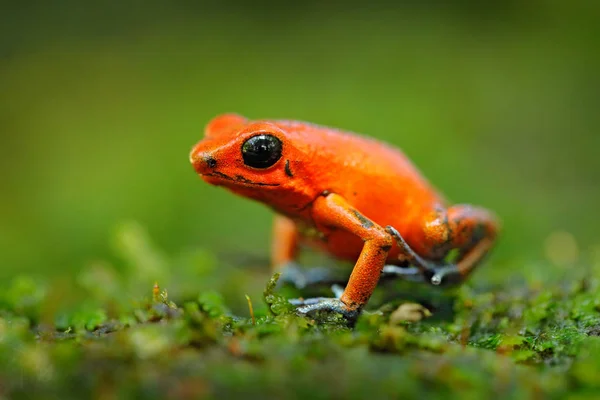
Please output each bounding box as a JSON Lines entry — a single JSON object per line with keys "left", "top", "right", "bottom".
{"left": 421, "top": 204, "right": 499, "bottom": 277}
{"left": 312, "top": 193, "right": 392, "bottom": 310}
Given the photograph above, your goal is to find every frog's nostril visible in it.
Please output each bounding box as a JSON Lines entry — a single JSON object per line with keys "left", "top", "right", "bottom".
{"left": 205, "top": 155, "right": 217, "bottom": 169}
{"left": 190, "top": 150, "right": 217, "bottom": 174}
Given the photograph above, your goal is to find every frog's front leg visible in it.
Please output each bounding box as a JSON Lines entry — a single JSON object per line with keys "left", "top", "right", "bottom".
{"left": 271, "top": 215, "right": 306, "bottom": 288}
{"left": 272, "top": 214, "right": 349, "bottom": 289}
{"left": 293, "top": 193, "right": 393, "bottom": 321}
{"left": 271, "top": 214, "right": 299, "bottom": 271}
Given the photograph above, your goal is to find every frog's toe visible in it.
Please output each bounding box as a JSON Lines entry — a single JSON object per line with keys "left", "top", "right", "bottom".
{"left": 381, "top": 265, "right": 427, "bottom": 282}
{"left": 293, "top": 297, "right": 359, "bottom": 321}
{"left": 430, "top": 265, "right": 463, "bottom": 286}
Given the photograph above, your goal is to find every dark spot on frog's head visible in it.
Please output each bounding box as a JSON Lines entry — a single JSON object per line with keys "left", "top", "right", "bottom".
{"left": 284, "top": 159, "right": 293, "bottom": 177}
{"left": 351, "top": 209, "right": 374, "bottom": 229}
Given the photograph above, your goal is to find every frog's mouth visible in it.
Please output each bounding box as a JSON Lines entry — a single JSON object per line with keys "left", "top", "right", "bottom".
{"left": 203, "top": 171, "right": 281, "bottom": 187}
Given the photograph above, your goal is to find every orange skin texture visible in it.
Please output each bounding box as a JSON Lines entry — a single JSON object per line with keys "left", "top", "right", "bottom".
{"left": 190, "top": 114, "right": 499, "bottom": 312}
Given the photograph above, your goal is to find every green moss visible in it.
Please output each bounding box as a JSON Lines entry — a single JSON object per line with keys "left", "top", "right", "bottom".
{"left": 1, "top": 226, "right": 600, "bottom": 399}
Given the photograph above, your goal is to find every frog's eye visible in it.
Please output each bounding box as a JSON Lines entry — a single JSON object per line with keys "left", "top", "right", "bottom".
{"left": 241, "top": 134, "right": 283, "bottom": 169}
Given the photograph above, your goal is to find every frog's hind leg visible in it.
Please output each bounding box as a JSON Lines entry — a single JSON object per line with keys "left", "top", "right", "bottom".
{"left": 435, "top": 205, "right": 499, "bottom": 284}
{"left": 384, "top": 226, "right": 445, "bottom": 284}
{"left": 386, "top": 205, "right": 499, "bottom": 286}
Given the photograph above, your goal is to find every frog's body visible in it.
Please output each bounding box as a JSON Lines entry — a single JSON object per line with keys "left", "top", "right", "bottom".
{"left": 190, "top": 114, "right": 499, "bottom": 320}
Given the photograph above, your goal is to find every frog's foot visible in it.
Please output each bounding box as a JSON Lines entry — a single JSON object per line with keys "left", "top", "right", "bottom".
{"left": 289, "top": 297, "right": 360, "bottom": 322}
{"left": 381, "top": 265, "right": 427, "bottom": 283}
{"left": 429, "top": 265, "right": 463, "bottom": 286}
{"left": 278, "top": 262, "right": 347, "bottom": 289}
{"left": 384, "top": 226, "right": 461, "bottom": 287}
{"left": 382, "top": 263, "right": 461, "bottom": 286}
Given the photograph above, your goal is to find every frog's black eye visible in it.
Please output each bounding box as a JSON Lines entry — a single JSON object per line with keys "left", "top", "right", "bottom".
{"left": 241, "top": 134, "right": 283, "bottom": 169}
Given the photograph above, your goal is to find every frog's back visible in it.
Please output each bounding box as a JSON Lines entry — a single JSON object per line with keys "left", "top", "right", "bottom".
{"left": 270, "top": 119, "right": 445, "bottom": 225}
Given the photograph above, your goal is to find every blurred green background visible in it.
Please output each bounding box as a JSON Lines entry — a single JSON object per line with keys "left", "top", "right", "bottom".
{"left": 1, "top": 1, "right": 599, "bottom": 283}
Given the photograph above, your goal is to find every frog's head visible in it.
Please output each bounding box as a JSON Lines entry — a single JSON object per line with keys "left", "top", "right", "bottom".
{"left": 190, "top": 114, "right": 316, "bottom": 209}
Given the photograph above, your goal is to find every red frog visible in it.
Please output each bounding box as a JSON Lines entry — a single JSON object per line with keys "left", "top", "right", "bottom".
{"left": 190, "top": 114, "right": 499, "bottom": 320}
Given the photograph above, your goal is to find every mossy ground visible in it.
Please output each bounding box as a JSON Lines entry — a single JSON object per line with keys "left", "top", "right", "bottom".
{"left": 1, "top": 223, "right": 599, "bottom": 399}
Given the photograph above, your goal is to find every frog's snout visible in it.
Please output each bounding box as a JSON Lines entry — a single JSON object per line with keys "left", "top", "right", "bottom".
{"left": 190, "top": 147, "right": 217, "bottom": 175}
